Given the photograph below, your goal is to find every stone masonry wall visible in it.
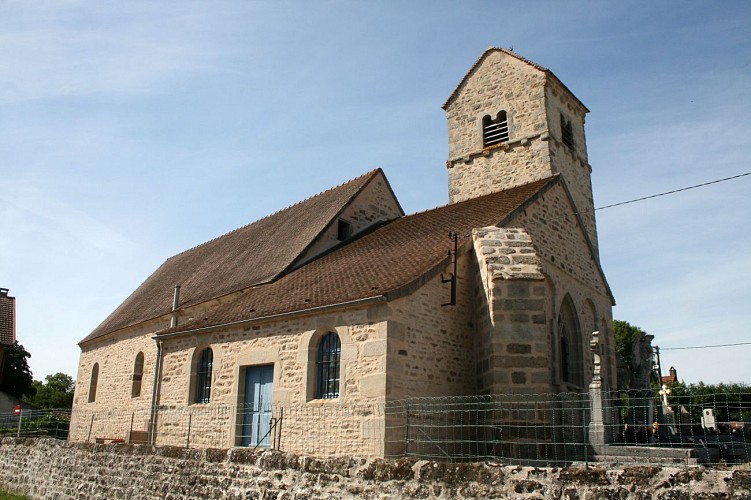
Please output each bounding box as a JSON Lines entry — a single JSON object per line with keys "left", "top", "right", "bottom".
{"left": 1, "top": 438, "right": 749, "bottom": 499}
{"left": 512, "top": 182, "right": 616, "bottom": 390}
{"left": 154, "top": 308, "right": 388, "bottom": 457}
{"left": 386, "top": 255, "right": 476, "bottom": 400}
{"left": 445, "top": 50, "right": 554, "bottom": 204}
{"left": 71, "top": 306, "right": 392, "bottom": 458}
{"left": 446, "top": 51, "right": 548, "bottom": 161}
{"left": 544, "top": 77, "right": 598, "bottom": 256}
{"left": 472, "top": 227, "right": 550, "bottom": 394}
{"left": 444, "top": 49, "right": 599, "bottom": 257}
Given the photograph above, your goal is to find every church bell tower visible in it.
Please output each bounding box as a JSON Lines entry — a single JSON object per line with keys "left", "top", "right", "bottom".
{"left": 442, "top": 48, "right": 599, "bottom": 256}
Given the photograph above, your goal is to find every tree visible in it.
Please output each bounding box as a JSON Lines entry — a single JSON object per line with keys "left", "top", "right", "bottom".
{"left": 666, "top": 381, "right": 751, "bottom": 424}
{"left": 613, "top": 320, "right": 648, "bottom": 373}
{"left": 0, "top": 342, "right": 35, "bottom": 399}
{"left": 26, "top": 373, "right": 75, "bottom": 409}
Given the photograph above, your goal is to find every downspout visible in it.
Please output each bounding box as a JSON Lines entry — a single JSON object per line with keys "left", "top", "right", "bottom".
{"left": 149, "top": 284, "right": 179, "bottom": 445}
{"left": 147, "top": 337, "right": 163, "bottom": 445}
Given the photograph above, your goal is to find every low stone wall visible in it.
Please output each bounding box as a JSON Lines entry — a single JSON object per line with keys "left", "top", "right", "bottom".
{"left": 0, "top": 438, "right": 749, "bottom": 499}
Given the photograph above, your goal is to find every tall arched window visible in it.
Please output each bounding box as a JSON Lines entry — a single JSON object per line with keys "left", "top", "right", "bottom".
{"left": 482, "top": 111, "right": 509, "bottom": 147}
{"left": 194, "top": 347, "right": 213, "bottom": 404}
{"left": 316, "top": 333, "right": 341, "bottom": 399}
{"left": 558, "top": 294, "right": 583, "bottom": 387}
{"left": 88, "top": 363, "right": 99, "bottom": 403}
{"left": 131, "top": 352, "right": 144, "bottom": 398}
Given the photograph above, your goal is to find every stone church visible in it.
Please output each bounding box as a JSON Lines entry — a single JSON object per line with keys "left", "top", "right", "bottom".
{"left": 70, "top": 48, "right": 616, "bottom": 458}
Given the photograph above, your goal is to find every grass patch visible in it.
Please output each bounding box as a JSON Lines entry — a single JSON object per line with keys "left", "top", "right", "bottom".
{"left": 0, "top": 490, "right": 27, "bottom": 500}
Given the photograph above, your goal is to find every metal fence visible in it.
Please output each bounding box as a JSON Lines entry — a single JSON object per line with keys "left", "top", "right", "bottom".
{"left": 387, "top": 393, "right": 590, "bottom": 465}
{"left": 0, "top": 409, "right": 71, "bottom": 440}
{"left": 47, "top": 390, "right": 751, "bottom": 466}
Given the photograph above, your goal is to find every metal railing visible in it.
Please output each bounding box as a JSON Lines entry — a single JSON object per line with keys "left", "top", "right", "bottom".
{"left": 57, "top": 391, "right": 751, "bottom": 465}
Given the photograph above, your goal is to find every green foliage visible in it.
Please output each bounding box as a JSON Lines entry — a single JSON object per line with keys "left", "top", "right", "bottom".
{"left": 25, "top": 373, "right": 75, "bottom": 409}
{"left": 0, "top": 412, "right": 70, "bottom": 440}
{"left": 0, "top": 342, "right": 35, "bottom": 399}
{"left": 613, "top": 320, "right": 647, "bottom": 372}
{"left": 667, "top": 381, "right": 751, "bottom": 423}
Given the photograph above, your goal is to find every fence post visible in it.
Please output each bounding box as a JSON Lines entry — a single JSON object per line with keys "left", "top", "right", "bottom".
{"left": 87, "top": 414, "right": 95, "bottom": 443}
{"left": 186, "top": 410, "right": 193, "bottom": 448}
{"left": 16, "top": 409, "right": 22, "bottom": 437}
{"left": 404, "top": 402, "right": 410, "bottom": 457}
{"left": 129, "top": 412, "right": 135, "bottom": 443}
{"left": 582, "top": 404, "right": 589, "bottom": 468}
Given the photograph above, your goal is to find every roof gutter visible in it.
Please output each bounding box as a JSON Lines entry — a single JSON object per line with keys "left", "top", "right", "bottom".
{"left": 153, "top": 294, "right": 388, "bottom": 340}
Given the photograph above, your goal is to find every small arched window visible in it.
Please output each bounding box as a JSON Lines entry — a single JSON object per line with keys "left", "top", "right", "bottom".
{"left": 558, "top": 294, "right": 583, "bottom": 386}
{"left": 482, "top": 111, "right": 509, "bottom": 147}
{"left": 195, "top": 347, "right": 213, "bottom": 404}
{"left": 131, "top": 352, "right": 144, "bottom": 398}
{"left": 88, "top": 363, "right": 99, "bottom": 403}
{"left": 316, "top": 333, "right": 341, "bottom": 399}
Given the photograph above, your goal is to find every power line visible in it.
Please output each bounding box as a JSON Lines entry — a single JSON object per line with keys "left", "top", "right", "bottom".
{"left": 595, "top": 172, "right": 751, "bottom": 211}
{"left": 661, "top": 342, "right": 751, "bottom": 351}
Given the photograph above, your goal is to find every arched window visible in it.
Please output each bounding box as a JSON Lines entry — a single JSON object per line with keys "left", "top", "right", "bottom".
{"left": 131, "top": 352, "right": 144, "bottom": 398}
{"left": 558, "top": 295, "right": 583, "bottom": 387}
{"left": 316, "top": 333, "right": 341, "bottom": 399}
{"left": 88, "top": 363, "right": 99, "bottom": 403}
{"left": 194, "top": 347, "right": 213, "bottom": 404}
{"left": 482, "top": 111, "right": 509, "bottom": 147}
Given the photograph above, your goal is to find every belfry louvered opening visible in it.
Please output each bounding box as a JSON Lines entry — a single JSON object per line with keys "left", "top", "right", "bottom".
{"left": 482, "top": 111, "right": 509, "bottom": 147}
{"left": 561, "top": 114, "right": 575, "bottom": 150}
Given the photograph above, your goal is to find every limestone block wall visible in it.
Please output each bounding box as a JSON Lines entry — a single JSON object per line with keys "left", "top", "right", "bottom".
{"left": 512, "top": 182, "right": 616, "bottom": 390}
{"left": 472, "top": 227, "right": 550, "bottom": 394}
{"left": 447, "top": 138, "right": 552, "bottom": 204}
{"left": 445, "top": 50, "right": 548, "bottom": 161}
{"left": 70, "top": 326, "right": 158, "bottom": 443}
{"left": 71, "top": 287, "right": 260, "bottom": 444}
{"left": 152, "top": 307, "right": 390, "bottom": 457}
{"left": 386, "top": 256, "right": 476, "bottom": 400}
{"left": 1, "top": 439, "right": 748, "bottom": 500}
{"left": 445, "top": 50, "right": 554, "bottom": 205}
{"left": 545, "top": 77, "right": 598, "bottom": 255}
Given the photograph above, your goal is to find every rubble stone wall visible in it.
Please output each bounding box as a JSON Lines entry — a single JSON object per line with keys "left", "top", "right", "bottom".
{"left": 0, "top": 438, "right": 749, "bottom": 499}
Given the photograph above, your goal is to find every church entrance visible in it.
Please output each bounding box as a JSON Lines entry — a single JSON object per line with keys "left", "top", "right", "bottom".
{"left": 240, "top": 364, "right": 274, "bottom": 447}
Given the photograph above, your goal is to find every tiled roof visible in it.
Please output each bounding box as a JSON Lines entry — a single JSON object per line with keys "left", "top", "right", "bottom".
{"left": 83, "top": 170, "right": 385, "bottom": 343}
{"left": 442, "top": 47, "right": 589, "bottom": 112}
{"left": 161, "top": 176, "right": 558, "bottom": 335}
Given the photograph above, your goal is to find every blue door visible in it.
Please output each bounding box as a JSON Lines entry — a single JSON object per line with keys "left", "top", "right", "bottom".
{"left": 241, "top": 365, "right": 274, "bottom": 447}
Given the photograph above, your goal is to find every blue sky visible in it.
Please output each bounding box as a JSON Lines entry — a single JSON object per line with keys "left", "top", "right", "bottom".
{"left": 1, "top": 1, "right": 749, "bottom": 385}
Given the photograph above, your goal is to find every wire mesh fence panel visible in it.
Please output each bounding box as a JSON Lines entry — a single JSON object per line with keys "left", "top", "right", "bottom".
{"left": 0, "top": 409, "right": 71, "bottom": 440}
{"left": 385, "top": 394, "right": 590, "bottom": 466}
{"left": 604, "top": 390, "right": 751, "bottom": 464}
{"left": 63, "top": 390, "right": 751, "bottom": 465}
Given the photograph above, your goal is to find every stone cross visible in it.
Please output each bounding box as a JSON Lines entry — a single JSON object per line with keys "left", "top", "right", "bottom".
{"left": 659, "top": 384, "right": 671, "bottom": 408}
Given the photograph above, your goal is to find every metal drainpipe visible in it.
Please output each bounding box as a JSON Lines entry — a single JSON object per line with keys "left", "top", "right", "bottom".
{"left": 147, "top": 337, "right": 163, "bottom": 445}
{"left": 150, "top": 285, "right": 179, "bottom": 444}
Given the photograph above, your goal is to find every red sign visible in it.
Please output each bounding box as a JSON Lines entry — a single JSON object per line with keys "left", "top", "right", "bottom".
{"left": 13, "top": 405, "right": 20, "bottom": 416}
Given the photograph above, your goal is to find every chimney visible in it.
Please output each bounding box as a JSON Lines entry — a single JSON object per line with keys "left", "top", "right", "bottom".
{"left": 0, "top": 287, "right": 16, "bottom": 344}
{"left": 170, "top": 285, "right": 181, "bottom": 328}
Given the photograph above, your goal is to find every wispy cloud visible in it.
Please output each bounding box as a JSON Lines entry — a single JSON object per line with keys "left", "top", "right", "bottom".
{"left": 0, "top": 3, "right": 222, "bottom": 104}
